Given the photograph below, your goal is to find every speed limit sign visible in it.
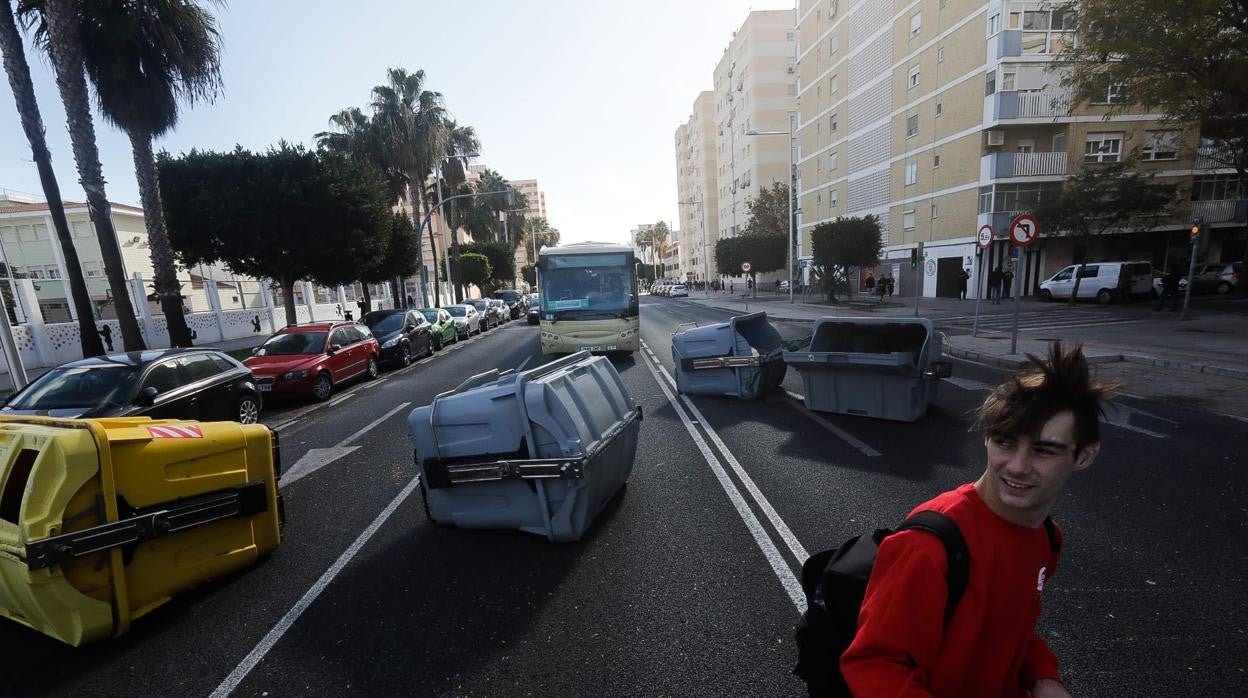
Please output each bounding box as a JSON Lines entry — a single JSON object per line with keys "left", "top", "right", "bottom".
{"left": 741, "top": 261, "right": 752, "bottom": 273}
{"left": 977, "top": 224, "right": 993, "bottom": 250}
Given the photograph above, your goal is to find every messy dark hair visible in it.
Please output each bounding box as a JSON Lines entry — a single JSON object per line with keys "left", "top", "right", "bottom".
{"left": 975, "top": 342, "right": 1119, "bottom": 452}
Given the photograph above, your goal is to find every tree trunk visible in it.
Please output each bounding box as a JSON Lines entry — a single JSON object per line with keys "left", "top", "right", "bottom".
{"left": 0, "top": 1, "right": 103, "bottom": 357}
{"left": 280, "top": 277, "right": 297, "bottom": 327}
{"left": 361, "top": 283, "right": 372, "bottom": 314}
{"left": 424, "top": 190, "right": 442, "bottom": 307}
{"left": 42, "top": 0, "right": 144, "bottom": 351}
{"left": 129, "top": 132, "right": 193, "bottom": 347}
{"left": 407, "top": 180, "right": 428, "bottom": 308}
{"left": 1068, "top": 262, "right": 1087, "bottom": 304}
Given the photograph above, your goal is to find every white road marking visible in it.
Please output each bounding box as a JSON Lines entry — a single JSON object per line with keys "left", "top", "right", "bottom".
{"left": 327, "top": 394, "right": 354, "bottom": 407}
{"left": 516, "top": 356, "right": 532, "bottom": 372}
{"left": 1225, "top": 414, "right": 1248, "bottom": 424}
{"left": 641, "top": 341, "right": 810, "bottom": 563}
{"left": 1102, "top": 403, "right": 1171, "bottom": 439}
{"left": 209, "top": 474, "right": 423, "bottom": 698}
{"left": 278, "top": 401, "right": 411, "bottom": 489}
{"left": 639, "top": 349, "right": 805, "bottom": 611}
{"left": 783, "top": 390, "right": 882, "bottom": 458}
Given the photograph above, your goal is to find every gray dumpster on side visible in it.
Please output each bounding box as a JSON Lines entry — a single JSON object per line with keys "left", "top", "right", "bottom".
{"left": 782, "top": 317, "right": 952, "bottom": 422}
{"left": 671, "top": 312, "right": 787, "bottom": 400}
{"left": 407, "top": 351, "right": 641, "bottom": 542}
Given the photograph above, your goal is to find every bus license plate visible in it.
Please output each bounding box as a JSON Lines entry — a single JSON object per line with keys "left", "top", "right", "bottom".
{"left": 580, "top": 345, "right": 616, "bottom": 351}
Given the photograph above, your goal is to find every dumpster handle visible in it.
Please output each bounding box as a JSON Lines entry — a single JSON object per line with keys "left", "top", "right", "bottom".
{"left": 672, "top": 321, "right": 699, "bottom": 336}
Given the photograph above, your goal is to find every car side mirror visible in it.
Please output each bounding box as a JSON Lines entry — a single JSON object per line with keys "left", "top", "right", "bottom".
{"left": 138, "top": 386, "right": 159, "bottom": 405}
{"left": 328, "top": 344, "right": 342, "bottom": 355}
{"left": 250, "top": 347, "right": 260, "bottom": 356}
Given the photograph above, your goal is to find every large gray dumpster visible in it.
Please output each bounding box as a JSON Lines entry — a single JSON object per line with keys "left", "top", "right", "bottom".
{"left": 408, "top": 351, "right": 641, "bottom": 542}
{"left": 671, "top": 312, "right": 787, "bottom": 400}
{"left": 782, "top": 317, "right": 952, "bottom": 422}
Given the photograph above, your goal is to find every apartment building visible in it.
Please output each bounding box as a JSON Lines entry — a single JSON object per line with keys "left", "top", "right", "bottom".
{"left": 713, "top": 9, "right": 798, "bottom": 257}
{"left": 795, "top": 0, "right": 1243, "bottom": 298}
{"left": 511, "top": 179, "right": 548, "bottom": 220}
{"left": 674, "top": 91, "right": 720, "bottom": 283}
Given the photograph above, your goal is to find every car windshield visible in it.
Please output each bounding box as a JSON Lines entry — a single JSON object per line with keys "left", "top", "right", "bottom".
{"left": 256, "top": 332, "right": 327, "bottom": 356}
{"left": 447, "top": 306, "right": 467, "bottom": 317}
{"left": 5, "top": 365, "right": 138, "bottom": 410}
{"left": 539, "top": 253, "right": 634, "bottom": 316}
{"left": 421, "top": 310, "right": 440, "bottom": 323}
{"left": 493, "top": 291, "right": 520, "bottom": 303}
{"left": 363, "top": 312, "right": 405, "bottom": 333}
{"left": 470, "top": 301, "right": 488, "bottom": 310}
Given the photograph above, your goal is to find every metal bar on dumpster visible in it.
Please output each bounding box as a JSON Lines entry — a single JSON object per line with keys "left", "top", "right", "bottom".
{"left": 681, "top": 355, "right": 762, "bottom": 371}
{"left": 24, "top": 481, "right": 270, "bottom": 571}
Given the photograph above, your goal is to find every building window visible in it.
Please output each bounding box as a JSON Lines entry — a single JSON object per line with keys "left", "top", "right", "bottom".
{"left": 1142, "top": 130, "right": 1181, "bottom": 161}
{"left": 830, "top": 191, "right": 838, "bottom": 209}
{"left": 988, "top": 13, "right": 1000, "bottom": 36}
{"left": 1002, "top": 71, "right": 1016, "bottom": 91}
{"left": 830, "top": 152, "right": 838, "bottom": 170}
{"left": 908, "top": 65, "right": 920, "bottom": 89}
{"left": 829, "top": 0, "right": 838, "bottom": 18}
{"left": 1085, "top": 132, "right": 1123, "bottom": 163}
{"left": 830, "top": 75, "right": 838, "bottom": 95}
{"left": 1190, "top": 174, "right": 1244, "bottom": 201}
{"left": 935, "top": 100, "right": 943, "bottom": 116}
{"left": 933, "top": 154, "right": 941, "bottom": 168}
{"left": 1102, "top": 83, "right": 1125, "bottom": 104}
{"left": 786, "top": 31, "right": 795, "bottom": 41}
{"left": 938, "top": 47, "right": 944, "bottom": 62}
{"left": 985, "top": 72, "right": 996, "bottom": 96}
{"left": 906, "top": 115, "right": 919, "bottom": 138}
{"left": 931, "top": 203, "right": 939, "bottom": 219}
{"left": 1017, "top": 138, "right": 1035, "bottom": 154}
{"left": 905, "top": 162, "right": 918, "bottom": 186}
{"left": 829, "top": 36, "right": 838, "bottom": 54}
{"left": 830, "top": 113, "right": 838, "bottom": 132}
{"left": 910, "top": 12, "right": 922, "bottom": 37}
{"left": 788, "top": 83, "right": 798, "bottom": 97}
{"left": 903, "top": 211, "right": 916, "bottom": 230}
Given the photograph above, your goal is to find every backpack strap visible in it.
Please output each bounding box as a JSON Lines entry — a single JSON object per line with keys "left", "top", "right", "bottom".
{"left": 1043, "top": 516, "right": 1062, "bottom": 553}
{"left": 896, "top": 511, "right": 970, "bottom": 623}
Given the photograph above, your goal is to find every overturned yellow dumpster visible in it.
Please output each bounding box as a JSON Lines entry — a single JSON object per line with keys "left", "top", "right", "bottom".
{"left": 0, "top": 416, "right": 282, "bottom": 646}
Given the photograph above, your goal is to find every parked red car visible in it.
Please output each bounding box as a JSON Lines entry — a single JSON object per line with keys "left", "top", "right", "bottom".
{"left": 244, "top": 322, "right": 380, "bottom": 401}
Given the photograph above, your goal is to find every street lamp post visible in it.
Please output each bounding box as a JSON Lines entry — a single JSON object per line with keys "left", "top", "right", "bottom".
{"left": 745, "top": 110, "right": 797, "bottom": 304}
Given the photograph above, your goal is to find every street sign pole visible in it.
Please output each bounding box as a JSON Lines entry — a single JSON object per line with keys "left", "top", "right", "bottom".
{"left": 913, "top": 242, "right": 924, "bottom": 317}
{"left": 1006, "top": 214, "right": 1040, "bottom": 355}
{"left": 973, "top": 225, "right": 993, "bottom": 337}
{"left": 1180, "top": 219, "right": 1202, "bottom": 321}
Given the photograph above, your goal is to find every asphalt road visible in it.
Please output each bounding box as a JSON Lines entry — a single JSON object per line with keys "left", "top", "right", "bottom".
{"left": 6, "top": 300, "right": 1245, "bottom": 697}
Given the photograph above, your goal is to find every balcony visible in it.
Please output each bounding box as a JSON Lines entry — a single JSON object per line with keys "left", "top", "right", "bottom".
{"left": 1190, "top": 199, "right": 1248, "bottom": 224}
{"left": 981, "top": 152, "right": 1068, "bottom": 180}
{"left": 990, "top": 30, "right": 1022, "bottom": 59}
{"left": 1195, "top": 145, "right": 1236, "bottom": 170}
{"left": 985, "top": 89, "right": 1072, "bottom": 122}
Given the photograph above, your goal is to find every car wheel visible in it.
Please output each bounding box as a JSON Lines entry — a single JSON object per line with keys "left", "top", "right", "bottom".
{"left": 423, "top": 337, "right": 434, "bottom": 357}
{"left": 1217, "top": 281, "right": 1232, "bottom": 295}
{"left": 237, "top": 395, "right": 260, "bottom": 424}
{"left": 400, "top": 344, "right": 412, "bottom": 367}
{"left": 1096, "top": 288, "right": 1113, "bottom": 304}
{"left": 1038, "top": 289, "right": 1053, "bottom": 302}
{"left": 432, "top": 334, "right": 442, "bottom": 351}
{"left": 313, "top": 373, "right": 334, "bottom": 401}
{"left": 366, "top": 356, "right": 379, "bottom": 379}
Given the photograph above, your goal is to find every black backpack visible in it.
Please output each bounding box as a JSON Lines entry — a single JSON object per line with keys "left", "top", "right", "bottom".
{"left": 793, "top": 512, "right": 1060, "bottom": 697}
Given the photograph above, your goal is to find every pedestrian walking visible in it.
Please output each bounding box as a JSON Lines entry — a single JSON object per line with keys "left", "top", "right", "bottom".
{"left": 837, "top": 343, "right": 1114, "bottom": 698}
{"left": 98, "top": 324, "right": 114, "bottom": 352}
{"left": 357, "top": 298, "right": 367, "bottom": 317}
{"left": 865, "top": 273, "right": 876, "bottom": 296}
{"left": 1155, "top": 267, "right": 1181, "bottom": 312}
{"left": 958, "top": 267, "right": 971, "bottom": 300}
{"left": 1002, "top": 267, "right": 1015, "bottom": 300}
{"left": 885, "top": 274, "right": 895, "bottom": 298}
{"left": 988, "top": 267, "right": 1003, "bottom": 305}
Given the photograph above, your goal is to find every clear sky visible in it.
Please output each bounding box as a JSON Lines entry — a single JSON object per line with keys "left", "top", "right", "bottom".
{"left": 1, "top": 0, "right": 793, "bottom": 246}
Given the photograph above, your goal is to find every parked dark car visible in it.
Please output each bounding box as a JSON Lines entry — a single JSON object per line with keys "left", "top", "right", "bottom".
{"left": 467, "top": 299, "right": 497, "bottom": 330}
{"left": 492, "top": 289, "right": 527, "bottom": 319}
{"left": 1, "top": 349, "right": 264, "bottom": 423}
{"left": 362, "top": 309, "right": 433, "bottom": 367}
{"left": 527, "top": 295, "right": 541, "bottom": 325}
{"left": 244, "top": 321, "right": 380, "bottom": 401}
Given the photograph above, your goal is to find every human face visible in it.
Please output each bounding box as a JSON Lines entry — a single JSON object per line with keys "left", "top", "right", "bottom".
{"left": 975, "top": 410, "right": 1100, "bottom": 527}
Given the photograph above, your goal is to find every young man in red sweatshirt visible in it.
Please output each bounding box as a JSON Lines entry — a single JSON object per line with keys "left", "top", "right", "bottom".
{"left": 841, "top": 343, "right": 1116, "bottom": 697}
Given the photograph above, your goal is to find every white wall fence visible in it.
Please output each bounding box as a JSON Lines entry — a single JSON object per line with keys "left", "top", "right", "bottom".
{"left": 2, "top": 275, "right": 396, "bottom": 381}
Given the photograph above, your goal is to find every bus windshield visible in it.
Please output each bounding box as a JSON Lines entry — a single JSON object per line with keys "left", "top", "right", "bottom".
{"left": 539, "top": 252, "right": 636, "bottom": 320}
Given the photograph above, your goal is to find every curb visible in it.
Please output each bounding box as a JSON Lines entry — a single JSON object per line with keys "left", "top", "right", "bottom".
{"left": 947, "top": 345, "right": 1248, "bottom": 380}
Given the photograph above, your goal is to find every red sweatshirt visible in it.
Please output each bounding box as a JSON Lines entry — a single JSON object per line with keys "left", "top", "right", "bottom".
{"left": 840, "top": 483, "right": 1063, "bottom": 697}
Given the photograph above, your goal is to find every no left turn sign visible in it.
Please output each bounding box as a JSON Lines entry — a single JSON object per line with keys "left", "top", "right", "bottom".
{"left": 1009, "top": 214, "right": 1040, "bottom": 247}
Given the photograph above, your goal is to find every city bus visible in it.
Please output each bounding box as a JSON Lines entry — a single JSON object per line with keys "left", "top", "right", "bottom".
{"left": 536, "top": 242, "right": 640, "bottom": 355}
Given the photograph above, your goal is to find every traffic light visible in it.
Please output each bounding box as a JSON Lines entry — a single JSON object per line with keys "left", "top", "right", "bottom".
{"left": 1190, "top": 217, "right": 1203, "bottom": 242}
{"left": 910, "top": 247, "right": 918, "bottom": 270}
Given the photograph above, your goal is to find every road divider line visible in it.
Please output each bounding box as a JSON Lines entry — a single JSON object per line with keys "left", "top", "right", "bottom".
{"left": 327, "top": 394, "right": 354, "bottom": 407}
{"left": 639, "top": 349, "right": 804, "bottom": 611}
{"left": 641, "top": 341, "right": 809, "bottom": 562}
{"left": 210, "top": 474, "right": 423, "bottom": 698}
{"left": 516, "top": 356, "right": 532, "bottom": 372}
{"left": 783, "top": 391, "right": 882, "bottom": 458}
{"left": 342, "top": 402, "right": 412, "bottom": 446}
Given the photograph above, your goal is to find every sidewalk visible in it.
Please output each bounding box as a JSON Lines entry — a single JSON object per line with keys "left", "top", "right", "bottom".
{"left": 679, "top": 290, "right": 1248, "bottom": 380}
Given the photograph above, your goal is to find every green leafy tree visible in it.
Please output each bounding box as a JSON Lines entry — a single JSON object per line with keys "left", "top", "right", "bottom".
{"left": 1032, "top": 160, "right": 1179, "bottom": 302}
{"left": 461, "top": 240, "right": 516, "bottom": 291}
{"left": 810, "top": 216, "right": 883, "bottom": 301}
{"left": 23, "top": 0, "right": 227, "bottom": 347}
{"left": 357, "top": 212, "right": 419, "bottom": 313}
{"left": 0, "top": 0, "right": 102, "bottom": 355}
{"left": 742, "top": 183, "right": 790, "bottom": 237}
{"left": 714, "top": 233, "right": 786, "bottom": 295}
{"left": 444, "top": 252, "right": 491, "bottom": 290}
{"left": 19, "top": 0, "right": 144, "bottom": 349}
{"left": 520, "top": 264, "right": 536, "bottom": 287}
{"left": 158, "top": 144, "right": 392, "bottom": 325}
{"left": 520, "top": 217, "right": 561, "bottom": 264}
{"left": 632, "top": 221, "right": 670, "bottom": 268}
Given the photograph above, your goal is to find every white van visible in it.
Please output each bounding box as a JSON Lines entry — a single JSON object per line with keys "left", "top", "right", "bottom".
{"left": 1039, "top": 261, "right": 1154, "bottom": 303}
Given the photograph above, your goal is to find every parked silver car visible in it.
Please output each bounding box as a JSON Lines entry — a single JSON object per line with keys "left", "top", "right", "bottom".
{"left": 443, "top": 304, "right": 481, "bottom": 339}
{"left": 486, "top": 298, "right": 510, "bottom": 325}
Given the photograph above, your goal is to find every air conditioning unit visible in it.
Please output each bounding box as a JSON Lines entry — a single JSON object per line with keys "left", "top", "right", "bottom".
{"left": 986, "top": 130, "right": 1005, "bottom": 146}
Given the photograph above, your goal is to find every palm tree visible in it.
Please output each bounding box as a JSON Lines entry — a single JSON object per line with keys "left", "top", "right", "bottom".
{"left": 370, "top": 68, "right": 447, "bottom": 307}
{"left": 18, "top": 0, "right": 143, "bottom": 350}
{"left": 51, "top": 0, "right": 225, "bottom": 348}
{"left": 0, "top": 0, "right": 103, "bottom": 356}
{"left": 440, "top": 119, "right": 479, "bottom": 301}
